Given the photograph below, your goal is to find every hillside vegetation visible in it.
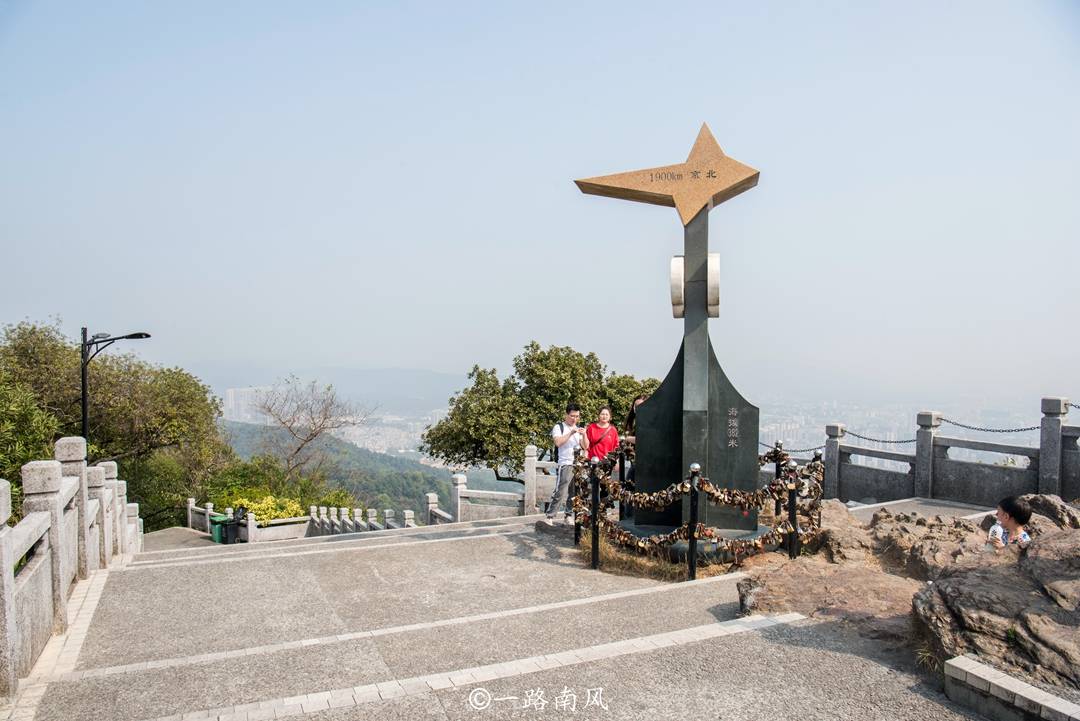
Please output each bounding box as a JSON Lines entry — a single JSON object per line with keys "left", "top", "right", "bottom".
{"left": 222, "top": 420, "right": 451, "bottom": 517}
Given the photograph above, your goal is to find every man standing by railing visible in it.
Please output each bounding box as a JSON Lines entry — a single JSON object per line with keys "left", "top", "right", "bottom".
{"left": 544, "top": 403, "right": 589, "bottom": 525}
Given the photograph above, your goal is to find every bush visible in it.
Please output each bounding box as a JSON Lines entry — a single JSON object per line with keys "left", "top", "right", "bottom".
{"left": 315, "top": 487, "right": 358, "bottom": 510}
{"left": 229, "top": 495, "right": 305, "bottom": 526}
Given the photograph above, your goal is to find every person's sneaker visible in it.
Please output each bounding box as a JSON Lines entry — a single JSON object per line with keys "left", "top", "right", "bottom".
{"left": 542, "top": 517, "right": 555, "bottom": 526}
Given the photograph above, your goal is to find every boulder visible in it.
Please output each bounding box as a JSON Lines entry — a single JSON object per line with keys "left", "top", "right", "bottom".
{"left": 868, "top": 510, "right": 986, "bottom": 580}
{"left": 804, "top": 499, "right": 873, "bottom": 564}
{"left": 912, "top": 528, "right": 1080, "bottom": 690}
{"left": 1020, "top": 494, "right": 1080, "bottom": 530}
{"left": 737, "top": 555, "right": 922, "bottom": 644}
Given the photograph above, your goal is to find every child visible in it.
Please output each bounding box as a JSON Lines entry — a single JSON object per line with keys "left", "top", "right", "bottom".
{"left": 986, "top": 495, "right": 1032, "bottom": 552}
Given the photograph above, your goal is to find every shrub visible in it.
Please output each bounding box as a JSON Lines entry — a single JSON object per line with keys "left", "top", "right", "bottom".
{"left": 230, "top": 495, "right": 306, "bottom": 526}
{"left": 315, "top": 487, "right": 357, "bottom": 510}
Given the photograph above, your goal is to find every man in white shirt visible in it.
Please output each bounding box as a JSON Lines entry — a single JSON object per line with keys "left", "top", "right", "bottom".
{"left": 545, "top": 403, "right": 589, "bottom": 524}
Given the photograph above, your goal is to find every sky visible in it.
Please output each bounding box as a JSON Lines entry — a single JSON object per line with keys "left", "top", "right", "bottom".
{"left": 1, "top": 1, "right": 1078, "bottom": 412}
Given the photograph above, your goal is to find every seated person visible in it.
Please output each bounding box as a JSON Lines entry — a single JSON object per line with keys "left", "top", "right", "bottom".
{"left": 987, "top": 495, "right": 1032, "bottom": 551}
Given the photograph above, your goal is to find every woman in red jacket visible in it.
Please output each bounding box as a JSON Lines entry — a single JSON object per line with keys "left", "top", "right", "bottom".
{"left": 585, "top": 406, "right": 620, "bottom": 463}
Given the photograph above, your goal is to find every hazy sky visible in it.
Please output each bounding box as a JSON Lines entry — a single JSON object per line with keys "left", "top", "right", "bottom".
{"left": 2, "top": 1, "right": 1077, "bottom": 410}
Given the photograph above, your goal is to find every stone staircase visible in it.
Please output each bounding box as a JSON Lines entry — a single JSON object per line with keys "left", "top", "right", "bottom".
{"left": 3, "top": 516, "right": 981, "bottom": 721}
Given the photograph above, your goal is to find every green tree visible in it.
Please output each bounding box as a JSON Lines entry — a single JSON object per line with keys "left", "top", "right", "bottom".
{"left": 420, "top": 342, "right": 659, "bottom": 478}
{"left": 0, "top": 370, "right": 61, "bottom": 517}
{"left": 1, "top": 321, "right": 225, "bottom": 531}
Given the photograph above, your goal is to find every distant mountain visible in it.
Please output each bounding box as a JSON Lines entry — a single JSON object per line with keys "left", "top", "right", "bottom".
{"left": 221, "top": 420, "right": 452, "bottom": 516}
{"left": 195, "top": 365, "right": 467, "bottom": 417}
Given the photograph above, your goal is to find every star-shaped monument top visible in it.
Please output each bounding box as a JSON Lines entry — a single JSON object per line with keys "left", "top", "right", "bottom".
{"left": 574, "top": 124, "right": 759, "bottom": 226}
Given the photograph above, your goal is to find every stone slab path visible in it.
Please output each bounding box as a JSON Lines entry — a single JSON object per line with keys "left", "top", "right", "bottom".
{"left": 848, "top": 497, "right": 992, "bottom": 524}
{"left": 5, "top": 517, "right": 981, "bottom": 721}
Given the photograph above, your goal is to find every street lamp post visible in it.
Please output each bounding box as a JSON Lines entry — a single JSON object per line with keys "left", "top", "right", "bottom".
{"left": 80, "top": 327, "right": 151, "bottom": 442}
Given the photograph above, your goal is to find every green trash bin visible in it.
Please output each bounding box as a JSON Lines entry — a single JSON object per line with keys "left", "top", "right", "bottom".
{"left": 209, "top": 513, "right": 228, "bottom": 543}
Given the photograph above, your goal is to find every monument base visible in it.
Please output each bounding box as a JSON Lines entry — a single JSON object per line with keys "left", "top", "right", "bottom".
{"left": 616, "top": 518, "right": 777, "bottom": 564}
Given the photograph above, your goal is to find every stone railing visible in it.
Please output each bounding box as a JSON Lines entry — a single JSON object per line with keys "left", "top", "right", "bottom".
{"left": 425, "top": 472, "right": 527, "bottom": 524}
{"left": 185, "top": 501, "right": 418, "bottom": 542}
{"left": 824, "top": 396, "right": 1078, "bottom": 507}
{"left": 0, "top": 437, "right": 143, "bottom": 696}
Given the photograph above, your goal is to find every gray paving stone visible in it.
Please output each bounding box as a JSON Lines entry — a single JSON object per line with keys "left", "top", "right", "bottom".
{"left": 419, "top": 621, "right": 981, "bottom": 721}
{"left": 34, "top": 638, "right": 390, "bottom": 721}
{"left": 79, "top": 531, "right": 658, "bottom": 668}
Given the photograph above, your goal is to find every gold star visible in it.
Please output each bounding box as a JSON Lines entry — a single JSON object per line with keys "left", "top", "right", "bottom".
{"left": 574, "top": 124, "right": 759, "bottom": 226}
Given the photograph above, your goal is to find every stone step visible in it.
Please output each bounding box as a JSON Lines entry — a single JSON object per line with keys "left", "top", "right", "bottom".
{"left": 30, "top": 574, "right": 749, "bottom": 721}
{"left": 130, "top": 516, "right": 544, "bottom": 567}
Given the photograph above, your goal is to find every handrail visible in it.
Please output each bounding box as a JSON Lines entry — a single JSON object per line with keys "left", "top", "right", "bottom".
{"left": 838, "top": 443, "right": 915, "bottom": 464}
{"left": 933, "top": 435, "right": 1038, "bottom": 459}
{"left": 263, "top": 516, "right": 310, "bottom": 527}
{"left": 459, "top": 489, "right": 523, "bottom": 502}
{"left": 10, "top": 511, "right": 51, "bottom": 563}
{"left": 59, "top": 476, "right": 80, "bottom": 509}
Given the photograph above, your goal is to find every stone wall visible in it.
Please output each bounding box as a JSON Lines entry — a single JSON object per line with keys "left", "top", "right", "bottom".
{"left": 824, "top": 397, "right": 1078, "bottom": 508}
{"left": 1062, "top": 426, "right": 1080, "bottom": 502}
{"left": 838, "top": 464, "right": 915, "bottom": 504}
{"left": 0, "top": 437, "right": 143, "bottom": 696}
{"left": 13, "top": 551, "right": 52, "bottom": 679}
{"left": 933, "top": 459, "right": 1035, "bottom": 508}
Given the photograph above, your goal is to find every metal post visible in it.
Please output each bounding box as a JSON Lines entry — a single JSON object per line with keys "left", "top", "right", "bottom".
{"left": 773, "top": 442, "right": 783, "bottom": 518}
{"left": 590, "top": 459, "right": 600, "bottom": 570}
{"left": 80, "top": 327, "right": 89, "bottom": 442}
{"left": 573, "top": 467, "right": 582, "bottom": 545}
{"left": 787, "top": 482, "right": 799, "bottom": 559}
{"left": 687, "top": 464, "right": 700, "bottom": 581}
{"left": 617, "top": 450, "right": 627, "bottom": 521}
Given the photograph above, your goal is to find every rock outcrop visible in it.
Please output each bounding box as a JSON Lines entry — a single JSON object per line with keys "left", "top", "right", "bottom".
{"left": 868, "top": 509, "right": 986, "bottom": 580}
{"left": 804, "top": 499, "right": 873, "bottom": 564}
{"left": 740, "top": 493, "right": 1080, "bottom": 690}
{"left": 912, "top": 528, "right": 1080, "bottom": 690}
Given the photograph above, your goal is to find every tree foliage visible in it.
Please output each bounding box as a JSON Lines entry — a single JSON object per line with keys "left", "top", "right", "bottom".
{"left": 0, "top": 321, "right": 227, "bottom": 530}
{"left": 0, "top": 321, "right": 222, "bottom": 464}
{"left": 0, "top": 370, "right": 60, "bottom": 515}
{"left": 222, "top": 420, "right": 447, "bottom": 517}
{"left": 421, "top": 342, "right": 659, "bottom": 477}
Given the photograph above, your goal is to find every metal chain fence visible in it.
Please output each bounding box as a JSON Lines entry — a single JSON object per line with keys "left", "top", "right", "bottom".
{"left": 940, "top": 418, "right": 1040, "bottom": 433}
{"left": 758, "top": 441, "right": 825, "bottom": 453}
{"left": 844, "top": 430, "right": 917, "bottom": 444}
{"left": 1067, "top": 402, "right": 1080, "bottom": 411}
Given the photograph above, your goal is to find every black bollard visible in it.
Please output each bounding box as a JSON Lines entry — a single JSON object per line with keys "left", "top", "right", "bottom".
{"left": 573, "top": 470, "right": 581, "bottom": 545}
{"left": 687, "top": 463, "right": 700, "bottom": 581}
{"left": 787, "top": 482, "right": 799, "bottom": 559}
{"left": 589, "top": 457, "right": 600, "bottom": 570}
{"left": 617, "top": 450, "right": 627, "bottom": 521}
{"left": 773, "top": 442, "right": 783, "bottom": 519}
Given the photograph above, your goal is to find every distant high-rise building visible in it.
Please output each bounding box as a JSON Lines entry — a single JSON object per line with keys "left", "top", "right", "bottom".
{"left": 223, "top": 387, "right": 272, "bottom": 425}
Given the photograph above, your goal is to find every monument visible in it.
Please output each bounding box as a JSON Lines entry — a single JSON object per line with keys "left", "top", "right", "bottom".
{"left": 575, "top": 124, "right": 762, "bottom": 536}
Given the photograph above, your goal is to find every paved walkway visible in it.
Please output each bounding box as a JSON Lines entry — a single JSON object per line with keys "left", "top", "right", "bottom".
{"left": 5, "top": 517, "right": 980, "bottom": 721}
{"left": 848, "top": 497, "right": 992, "bottom": 524}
